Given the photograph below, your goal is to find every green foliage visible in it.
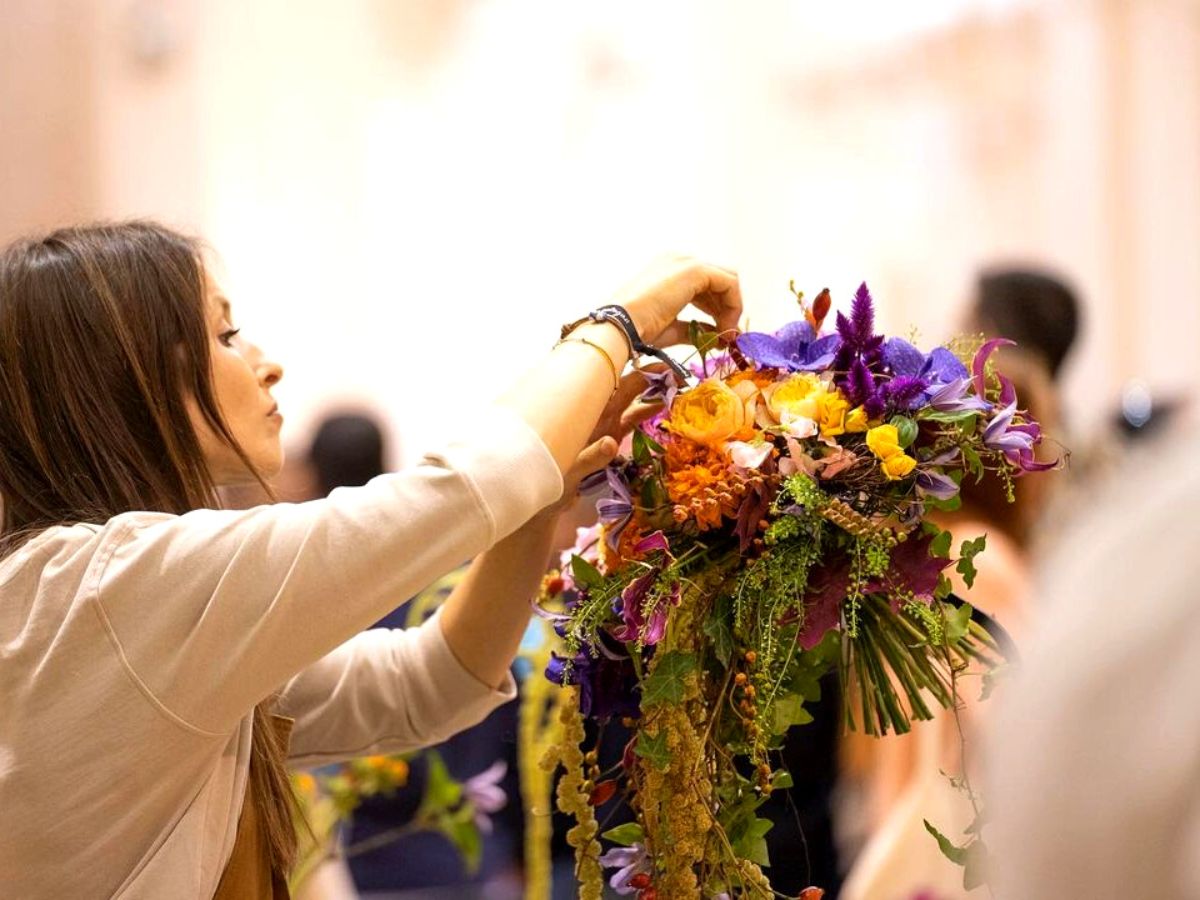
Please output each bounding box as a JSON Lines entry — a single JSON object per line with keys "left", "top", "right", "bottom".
{"left": 923, "top": 819, "right": 969, "bottom": 866}
{"left": 635, "top": 729, "right": 670, "bottom": 770}
{"left": 702, "top": 596, "right": 735, "bottom": 666}
{"left": 570, "top": 554, "right": 603, "bottom": 591}
{"left": 641, "top": 650, "right": 698, "bottom": 705}
{"left": 890, "top": 415, "right": 919, "bottom": 449}
{"left": 772, "top": 694, "right": 814, "bottom": 731}
{"left": 632, "top": 429, "right": 664, "bottom": 465}
{"left": 945, "top": 602, "right": 973, "bottom": 644}
{"left": 956, "top": 535, "right": 987, "bottom": 590}
{"left": 602, "top": 822, "right": 645, "bottom": 846}
{"left": 930, "top": 528, "right": 953, "bottom": 559}
{"left": 732, "top": 817, "right": 774, "bottom": 867}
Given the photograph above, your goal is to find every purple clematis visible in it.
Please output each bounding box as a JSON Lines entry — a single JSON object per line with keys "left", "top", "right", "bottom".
{"left": 983, "top": 401, "right": 1056, "bottom": 474}
{"left": 462, "top": 760, "right": 508, "bottom": 834}
{"left": 639, "top": 367, "right": 681, "bottom": 410}
{"left": 915, "top": 448, "right": 962, "bottom": 500}
{"left": 736, "top": 320, "right": 842, "bottom": 372}
{"left": 585, "top": 466, "right": 635, "bottom": 551}
{"left": 611, "top": 532, "right": 678, "bottom": 646}
{"left": 599, "top": 843, "right": 652, "bottom": 895}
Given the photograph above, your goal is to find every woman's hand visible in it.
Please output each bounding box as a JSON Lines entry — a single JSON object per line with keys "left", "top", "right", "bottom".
{"left": 612, "top": 255, "right": 743, "bottom": 347}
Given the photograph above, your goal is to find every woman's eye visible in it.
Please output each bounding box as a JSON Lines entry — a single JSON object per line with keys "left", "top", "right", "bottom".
{"left": 218, "top": 328, "right": 241, "bottom": 347}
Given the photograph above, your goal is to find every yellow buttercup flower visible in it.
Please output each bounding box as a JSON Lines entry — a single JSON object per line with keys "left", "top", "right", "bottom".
{"left": 845, "top": 406, "right": 869, "bottom": 433}
{"left": 670, "top": 379, "right": 749, "bottom": 446}
{"left": 866, "top": 424, "right": 902, "bottom": 460}
{"left": 880, "top": 453, "right": 917, "bottom": 480}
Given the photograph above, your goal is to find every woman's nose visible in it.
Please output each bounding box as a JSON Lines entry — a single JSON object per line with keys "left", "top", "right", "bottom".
{"left": 258, "top": 358, "right": 284, "bottom": 388}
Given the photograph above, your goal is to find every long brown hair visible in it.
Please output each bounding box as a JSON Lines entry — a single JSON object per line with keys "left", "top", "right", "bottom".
{"left": 0, "top": 221, "right": 301, "bottom": 876}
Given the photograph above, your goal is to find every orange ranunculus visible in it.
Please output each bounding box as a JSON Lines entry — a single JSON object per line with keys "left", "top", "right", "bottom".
{"left": 669, "top": 379, "right": 749, "bottom": 446}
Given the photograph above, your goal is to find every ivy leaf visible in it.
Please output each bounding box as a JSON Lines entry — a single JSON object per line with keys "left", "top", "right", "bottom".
{"left": 641, "top": 651, "right": 698, "bottom": 706}
{"left": 956, "top": 535, "right": 987, "bottom": 590}
{"left": 702, "top": 597, "right": 734, "bottom": 666}
{"left": 635, "top": 729, "right": 670, "bottom": 770}
{"left": 732, "top": 817, "right": 774, "bottom": 866}
{"left": 930, "top": 529, "right": 953, "bottom": 559}
{"left": 570, "top": 554, "right": 603, "bottom": 591}
{"left": 980, "top": 663, "right": 1009, "bottom": 701}
{"left": 945, "top": 602, "right": 973, "bottom": 644}
{"left": 602, "top": 822, "right": 645, "bottom": 846}
{"left": 772, "top": 694, "right": 815, "bottom": 732}
{"left": 770, "top": 769, "right": 794, "bottom": 791}
{"left": 890, "top": 415, "right": 919, "bottom": 449}
{"left": 923, "top": 819, "right": 969, "bottom": 867}
{"left": 934, "top": 573, "right": 954, "bottom": 601}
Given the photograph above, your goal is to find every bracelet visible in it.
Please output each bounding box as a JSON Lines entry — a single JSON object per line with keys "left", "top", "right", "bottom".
{"left": 560, "top": 304, "right": 693, "bottom": 385}
{"left": 554, "top": 337, "right": 621, "bottom": 394}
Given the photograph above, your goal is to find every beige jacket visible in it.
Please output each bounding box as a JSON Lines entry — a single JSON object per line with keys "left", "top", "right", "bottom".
{"left": 0, "top": 408, "right": 562, "bottom": 899}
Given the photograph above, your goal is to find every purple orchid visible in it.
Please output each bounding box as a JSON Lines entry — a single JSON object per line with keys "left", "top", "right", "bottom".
{"left": 462, "top": 760, "right": 508, "bottom": 834}
{"left": 736, "top": 320, "right": 842, "bottom": 372}
{"left": 611, "top": 532, "right": 678, "bottom": 646}
{"left": 599, "top": 842, "right": 652, "bottom": 895}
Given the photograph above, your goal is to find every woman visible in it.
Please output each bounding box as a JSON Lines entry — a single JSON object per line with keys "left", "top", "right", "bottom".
{"left": 0, "top": 221, "right": 741, "bottom": 899}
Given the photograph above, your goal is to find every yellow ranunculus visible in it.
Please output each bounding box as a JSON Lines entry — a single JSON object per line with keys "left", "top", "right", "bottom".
{"left": 845, "top": 406, "right": 869, "bottom": 433}
{"left": 865, "top": 424, "right": 902, "bottom": 460}
{"left": 670, "top": 378, "right": 748, "bottom": 445}
{"left": 763, "top": 373, "right": 823, "bottom": 423}
{"left": 817, "top": 391, "right": 850, "bottom": 438}
{"left": 881, "top": 452, "right": 917, "bottom": 480}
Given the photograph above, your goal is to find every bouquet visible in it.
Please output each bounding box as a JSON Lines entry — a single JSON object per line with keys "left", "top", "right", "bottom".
{"left": 534, "top": 283, "right": 1055, "bottom": 899}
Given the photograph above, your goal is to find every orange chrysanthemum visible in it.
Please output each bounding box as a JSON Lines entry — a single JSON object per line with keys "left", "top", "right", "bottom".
{"left": 664, "top": 440, "right": 744, "bottom": 531}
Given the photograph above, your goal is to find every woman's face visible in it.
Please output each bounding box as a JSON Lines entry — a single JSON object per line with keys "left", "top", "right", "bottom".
{"left": 190, "top": 277, "right": 286, "bottom": 484}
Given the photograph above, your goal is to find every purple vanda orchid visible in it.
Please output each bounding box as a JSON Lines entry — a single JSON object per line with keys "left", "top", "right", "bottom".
{"left": 737, "top": 320, "right": 842, "bottom": 372}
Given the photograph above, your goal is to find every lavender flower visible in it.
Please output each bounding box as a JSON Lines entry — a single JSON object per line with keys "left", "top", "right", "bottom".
{"left": 462, "top": 760, "right": 507, "bottom": 834}
{"left": 736, "top": 320, "right": 842, "bottom": 372}
{"left": 639, "top": 367, "right": 681, "bottom": 410}
{"left": 599, "top": 843, "right": 652, "bottom": 895}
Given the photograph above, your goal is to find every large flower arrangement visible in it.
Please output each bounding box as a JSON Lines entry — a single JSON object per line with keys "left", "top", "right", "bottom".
{"left": 534, "top": 283, "right": 1054, "bottom": 899}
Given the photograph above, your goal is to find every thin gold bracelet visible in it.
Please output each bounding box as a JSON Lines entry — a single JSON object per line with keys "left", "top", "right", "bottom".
{"left": 554, "top": 337, "right": 620, "bottom": 394}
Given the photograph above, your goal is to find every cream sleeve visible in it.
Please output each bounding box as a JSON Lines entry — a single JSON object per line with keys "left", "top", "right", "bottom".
{"left": 88, "top": 407, "right": 561, "bottom": 736}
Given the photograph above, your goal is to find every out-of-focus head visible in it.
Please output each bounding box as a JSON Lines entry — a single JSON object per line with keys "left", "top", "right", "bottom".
{"left": 0, "top": 220, "right": 283, "bottom": 542}
{"left": 972, "top": 268, "right": 1081, "bottom": 381}
{"left": 308, "top": 412, "right": 387, "bottom": 496}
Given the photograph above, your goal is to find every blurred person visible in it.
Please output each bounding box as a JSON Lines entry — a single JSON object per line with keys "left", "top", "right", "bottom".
{"left": 0, "top": 220, "right": 741, "bottom": 899}
{"left": 985, "top": 427, "right": 1199, "bottom": 899}
{"left": 840, "top": 269, "right": 1079, "bottom": 900}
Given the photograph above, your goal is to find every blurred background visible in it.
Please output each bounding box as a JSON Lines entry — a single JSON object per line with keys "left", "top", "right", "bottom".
{"left": 3, "top": 0, "right": 1196, "bottom": 462}
{"left": 4, "top": 2, "right": 1198, "bottom": 897}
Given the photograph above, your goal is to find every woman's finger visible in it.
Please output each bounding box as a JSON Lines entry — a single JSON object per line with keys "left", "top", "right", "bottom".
{"left": 569, "top": 436, "right": 619, "bottom": 481}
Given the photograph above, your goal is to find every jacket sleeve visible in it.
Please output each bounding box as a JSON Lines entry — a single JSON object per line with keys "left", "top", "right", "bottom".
{"left": 277, "top": 609, "right": 516, "bottom": 766}
{"left": 87, "top": 407, "right": 560, "bottom": 736}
